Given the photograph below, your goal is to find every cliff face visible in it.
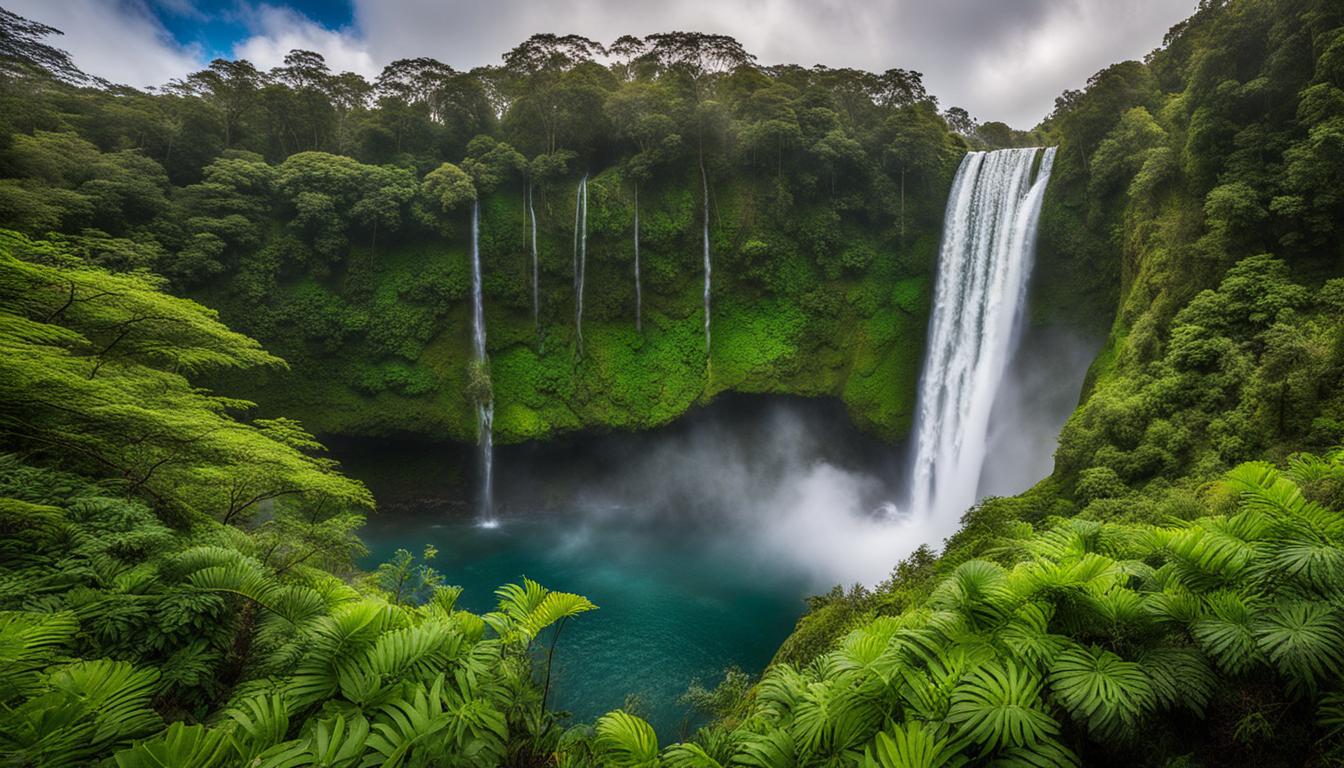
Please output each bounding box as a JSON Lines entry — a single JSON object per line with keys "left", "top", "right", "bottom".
{"left": 206, "top": 162, "right": 954, "bottom": 444}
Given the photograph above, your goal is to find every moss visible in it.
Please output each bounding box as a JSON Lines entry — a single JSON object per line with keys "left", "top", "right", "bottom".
{"left": 205, "top": 169, "right": 949, "bottom": 445}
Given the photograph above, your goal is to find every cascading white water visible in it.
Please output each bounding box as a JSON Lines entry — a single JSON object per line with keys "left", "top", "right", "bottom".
{"left": 573, "top": 175, "right": 588, "bottom": 355}
{"left": 469, "top": 200, "right": 496, "bottom": 526}
{"left": 529, "top": 184, "right": 539, "bottom": 340}
{"left": 633, "top": 185, "right": 642, "bottom": 334}
{"left": 700, "top": 162, "right": 712, "bottom": 356}
{"left": 907, "top": 146, "right": 1057, "bottom": 521}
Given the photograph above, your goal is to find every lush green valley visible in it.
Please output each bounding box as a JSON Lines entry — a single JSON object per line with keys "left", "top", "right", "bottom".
{"left": 3, "top": 0, "right": 1344, "bottom": 764}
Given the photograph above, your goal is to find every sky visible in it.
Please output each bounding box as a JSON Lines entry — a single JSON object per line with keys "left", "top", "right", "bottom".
{"left": 5, "top": 0, "right": 1199, "bottom": 128}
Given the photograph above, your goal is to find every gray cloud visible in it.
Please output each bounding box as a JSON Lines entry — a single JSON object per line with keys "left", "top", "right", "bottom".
{"left": 9, "top": 0, "right": 1198, "bottom": 127}
{"left": 351, "top": 0, "right": 1196, "bottom": 126}
{"left": 5, "top": 0, "right": 201, "bottom": 88}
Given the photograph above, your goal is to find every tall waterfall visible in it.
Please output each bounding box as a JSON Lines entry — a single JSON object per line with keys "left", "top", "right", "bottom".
{"left": 573, "top": 175, "right": 588, "bottom": 355}
{"left": 529, "top": 184, "right": 539, "bottom": 340}
{"left": 700, "top": 162, "right": 712, "bottom": 355}
{"left": 907, "top": 147, "right": 1057, "bottom": 521}
{"left": 633, "top": 185, "right": 642, "bottom": 333}
{"left": 469, "top": 200, "right": 496, "bottom": 525}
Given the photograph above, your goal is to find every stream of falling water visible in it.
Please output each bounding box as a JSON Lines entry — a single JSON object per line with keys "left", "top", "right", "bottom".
{"left": 906, "top": 147, "right": 1057, "bottom": 522}
{"left": 573, "top": 175, "right": 588, "bottom": 355}
{"left": 468, "top": 199, "right": 496, "bottom": 526}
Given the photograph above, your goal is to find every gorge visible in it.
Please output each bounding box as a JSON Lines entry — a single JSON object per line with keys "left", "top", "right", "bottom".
{"left": 360, "top": 144, "right": 1070, "bottom": 729}
{"left": 5, "top": 1, "right": 1344, "bottom": 763}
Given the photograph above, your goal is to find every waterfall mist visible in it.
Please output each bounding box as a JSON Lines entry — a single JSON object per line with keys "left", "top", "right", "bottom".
{"left": 978, "top": 325, "right": 1100, "bottom": 499}
{"left": 355, "top": 148, "right": 1083, "bottom": 585}
{"left": 490, "top": 398, "right": 938, "bottom": 587}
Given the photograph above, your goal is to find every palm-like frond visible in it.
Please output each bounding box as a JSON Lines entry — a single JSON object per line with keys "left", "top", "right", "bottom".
{"left": 226, "top": 693, "right": 290, "bottom": 762}
{"left": 2, "top": 660, "right": 164, "bottom": 767}
{"left": 931, "top": 561, "right": 1014, "bottom": 630}
{"left": 947, "top": 661, "right": 1058, "bottom": 753}
{"left": 985, "top": 737, "right": 1079, "bottom": 767}
{"left": 594, "top": 710, "right": 659, "bottom": 767}
{"left": 1253, "top": 600, "right": 1344, "bottom": 695}
{"left": 1047, "top": 645, "right": 1155, "bottom": 740}
{"left": 731, "top": 727, "right": 796, "bottom": 768}
{"left": 1192, "top": 591, "right": 1264, "bottom": 675}
{"left": 661, "top": 742, "right": 726, "bottom": 768}
{"left": 364, "top": 677, "right": 453, "bottom": 767}
{"left": 335, "top": 619, "right": 463, "bottom": 705}
{"left": 112, "top": 722, "right": 231, "bottom": 768}
{"left": 0, "top": 610, "right": 78, "bottom": 702}
{"left": 522, "top": 590, "right": 597, "bottom": 639}
{"left": 862, "top": 722, "right": 966, "bottom": 768}
{"left": 1138, "top": 646, "right": 1218, "bottom": 716}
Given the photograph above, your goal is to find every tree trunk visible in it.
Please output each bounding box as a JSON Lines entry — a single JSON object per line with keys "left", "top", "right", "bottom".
{"left": 541, "top": 617, "right": 568, "bottom": 714}
{"left": 900, "top": 166, "right": 906, "bottom": 242}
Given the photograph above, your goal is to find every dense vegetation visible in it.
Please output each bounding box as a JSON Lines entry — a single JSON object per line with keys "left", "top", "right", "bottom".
{"left": 2, "top": 0, "right": 1344, "bottom": 764}
{"left": 0, "top": 17, "right": 979, "bottom": 442}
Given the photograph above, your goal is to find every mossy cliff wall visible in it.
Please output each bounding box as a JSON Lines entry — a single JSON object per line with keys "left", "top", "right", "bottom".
{"left": 209, "top": 163, "right": 953, "bottom": 444}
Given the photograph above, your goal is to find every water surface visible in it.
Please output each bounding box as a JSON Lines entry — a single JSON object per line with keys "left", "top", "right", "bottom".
{"left": 360, "top": 510, "right": 806, "bottom": 735}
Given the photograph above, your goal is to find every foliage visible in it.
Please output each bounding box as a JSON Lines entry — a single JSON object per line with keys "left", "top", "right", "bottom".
{"left": 631, "top": 453, "right": 1344, "bottom": 766}
{"left": 0, "top": 15, "right": 964, "bottom": 444}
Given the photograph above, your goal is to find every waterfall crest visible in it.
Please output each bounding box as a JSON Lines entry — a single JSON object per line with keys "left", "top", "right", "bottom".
{"left": 573, "top": 175, "right": 588, "bottom": 355}
{"left": 634, "top": 185, "right": 642, "bottom": 334}
{"left": 469, "top": 200, "right": 496, "bottom": 526}
{"left": 700, "top": 163, "right": 712, "bottom": 356}
{"left": 907, "top": 147, "right": 1057, "bottom": 522}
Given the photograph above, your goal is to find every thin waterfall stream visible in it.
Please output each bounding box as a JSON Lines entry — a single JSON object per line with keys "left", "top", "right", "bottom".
{"left": 633, "top": 184, "right": 642, "bottom": 333}
{"left": 468, "top": 199, "right": 496, "bottom": 526}
{"left": 573, "top": 175, "right": 588, "bottom": 355}
{"left": 529, "top": 183, "right": 539, "bottom": 341}
{"left": 701, "top": 162, "right": 712, "bottom": 356}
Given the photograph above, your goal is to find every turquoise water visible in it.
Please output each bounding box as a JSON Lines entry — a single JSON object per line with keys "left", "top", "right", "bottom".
{"left": 342, "top": 396, "right": 905, "bottom": 737}
{"left": 358, "top": 510, "right": 808, "bottom": 737}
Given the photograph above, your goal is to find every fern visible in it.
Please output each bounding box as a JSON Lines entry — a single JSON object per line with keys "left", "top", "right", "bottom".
{"left": 0, "top": 610, "right": 78, "bottom": 702}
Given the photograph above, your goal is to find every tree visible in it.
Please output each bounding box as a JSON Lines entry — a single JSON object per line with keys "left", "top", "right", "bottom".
{"left": 461, "top": 135, "right": 525, "bottom": 193}
{"left": 942, "top": 106, "right": 976, "bottom": 135}
{"left": 184, "top": 59, "right": 263, "bottom": 147}
{"left": 416, "top": 162, "right": 476, "bottom": 229}
{"left": 350, "top": 164, "right": 417, "bottom": 258}
{"left": 0, "top": 6, "right": 88, "bottom": 83}
{"left": 0, "top": 230, "right": 372, "bottom": 519}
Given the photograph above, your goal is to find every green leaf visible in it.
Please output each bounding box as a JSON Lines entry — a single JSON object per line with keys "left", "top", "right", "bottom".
{"left": 947, "top": 661, "right": 1059, "bottom": 752}
{"left": 595, "top": 710, "right": 659, "bottom": 768}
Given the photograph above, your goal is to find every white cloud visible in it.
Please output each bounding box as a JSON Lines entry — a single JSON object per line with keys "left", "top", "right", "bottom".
{"left": 230, "top": 4, "right": 378, "bottom": 77}
{"left": 5, "top": 0, "right": 202, "bottom": 88}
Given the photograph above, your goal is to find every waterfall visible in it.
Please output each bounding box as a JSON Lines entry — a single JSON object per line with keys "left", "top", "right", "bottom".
{"left": 633, "top": 185, "right": 642, "bottom": 334}
{"left": 700, "top": 162, "right": 712, "bottom": 356}
{"left": 573, "top": 175, "right": 588, "bottom": 355}
{"left": 529, "top": 184, "right": 539, "bottom": 340}
{"left": 906, "top": 147, "right": 1057, "bottom": 522}
{"left": 469, "top": 200, "right": 496, "bottom": 526}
